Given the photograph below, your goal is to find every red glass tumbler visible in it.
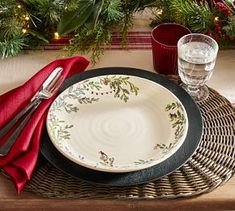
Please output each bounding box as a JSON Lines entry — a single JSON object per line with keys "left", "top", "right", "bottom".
{"left": 151, "top": 23, "right": 191, "bottom": 75}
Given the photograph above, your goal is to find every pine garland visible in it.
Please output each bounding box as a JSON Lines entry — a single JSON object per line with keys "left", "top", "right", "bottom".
{"left": 0, "top": 0, "right": 25, "bottom": 57}
{"left": 170, "top": 0, "right": 213, "bottom": 32}
{"left": 0, "top": 0, "right": 66, "bottom": 58}
{"left": 225, "top": 17, "right": 235, "bottom": 36}
{"left": 64, "top": 22, "right": 112, "bottom": 63}
{"left": 62, "top": 0, "right": 124, "bottom": 63}
{"left": 0, "top": 36, "right": 26, "bottom": 58}
{"left": 152, "top": 0, "right": 235, "bottom": 45}
{"left": 59, "top": 0, "right": 156, "bottom": 63}
{"left": 0, "top": 0, "right": 235, "bottom": 61}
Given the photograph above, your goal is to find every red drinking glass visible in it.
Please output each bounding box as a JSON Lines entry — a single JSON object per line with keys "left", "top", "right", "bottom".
{"left": 151, "top": 23, "right": 191, "bottom": 75}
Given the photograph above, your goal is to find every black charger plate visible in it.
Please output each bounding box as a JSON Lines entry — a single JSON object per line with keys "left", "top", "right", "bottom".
{"left": 40, "top": 67, "right": 203, "bottom": 186}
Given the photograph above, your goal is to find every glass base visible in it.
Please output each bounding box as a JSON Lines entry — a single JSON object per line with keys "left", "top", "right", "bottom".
{"left": 181, "top": 84, "right": 209, "bottom": 102}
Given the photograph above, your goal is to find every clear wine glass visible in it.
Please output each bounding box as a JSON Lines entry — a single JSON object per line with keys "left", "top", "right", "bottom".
{"left": 177, "top": 33, "right": 219, "bottom": 101}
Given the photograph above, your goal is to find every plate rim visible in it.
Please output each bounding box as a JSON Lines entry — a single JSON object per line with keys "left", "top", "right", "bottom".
{"left": 40, "top": 67, "right": 203, "bottom": 186}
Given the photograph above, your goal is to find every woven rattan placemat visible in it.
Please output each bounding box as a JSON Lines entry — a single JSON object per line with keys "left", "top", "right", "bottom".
{"left": 23, "top": 85, "right": 235, "bottom": 199}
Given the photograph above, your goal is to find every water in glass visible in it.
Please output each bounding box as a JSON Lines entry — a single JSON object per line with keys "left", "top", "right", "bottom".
{"left": 177, "top": 33, "right": 218, "bottom": 102}
{"left": 178, "top": 41, "right": 216, "bottom": 87}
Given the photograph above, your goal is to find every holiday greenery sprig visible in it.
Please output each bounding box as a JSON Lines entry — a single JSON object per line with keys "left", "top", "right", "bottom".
{"left": 0, "top": 0, "right": 65, "bottom": 58}
{"left": 59, "top": 0, "right": 157, "bottom": 62}
{"left": 152, "top": 0, "right": 235, "bottom": 46}
{"left": 0, "top": 0, "right": 234, "bottom": 61}
{"left": 59, "top": 0, "right": 125, "bottom": 63}
{"left": 0, "top": 0, "right": 26, "bottom": 58}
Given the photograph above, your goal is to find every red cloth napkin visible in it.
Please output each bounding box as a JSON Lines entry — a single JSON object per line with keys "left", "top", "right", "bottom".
{"left": 0, "top": 56, "right": 89, "bottom": 193}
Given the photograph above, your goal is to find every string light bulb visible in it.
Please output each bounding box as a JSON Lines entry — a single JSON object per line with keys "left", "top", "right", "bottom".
{"left": 214, "top": 16, "right": 219, "bottom": 23}
{"left": 25, "top": 16, "right": 30, "bottom": 21}
{"left": 158, "top": 9, "right": 163, "bottom": 15}
{"left": 54, "top": 32, "right": 60, "bottom": 40}
{"left": 22, "top": 28, "right": 27, "bottom": 33}
{"left": 17, "top": 4, "right": 22, "bottom": 9}
{"left": 155, "top": 9, "right": 163, "bottom": 15}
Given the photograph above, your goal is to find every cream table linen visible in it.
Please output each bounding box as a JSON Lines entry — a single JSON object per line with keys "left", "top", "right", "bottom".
{"left": 0, "top": 49, "right": 234, "bottom": 103}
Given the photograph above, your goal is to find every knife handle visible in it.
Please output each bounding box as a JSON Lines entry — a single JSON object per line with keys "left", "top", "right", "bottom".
{"left": 0, "top": 101, "right": 40, "bottom": 156}
{"left": 0, "top": 98, "right": 40, "bottom": 141}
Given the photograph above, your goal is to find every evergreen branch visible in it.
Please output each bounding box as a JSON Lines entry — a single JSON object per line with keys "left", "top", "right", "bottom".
{"left": 64, "top": 22, "right": 111, "bottom": 64}
{"left": 150, "top": 0, "right": 175, "bottom": 25}
{"left": 134, "top": 0, "right": 161, "bottom": 10}
{"left": 223, "top": 17, "right": 235, "bottom": 37}
{"left": 171, "top": 0, "right": 213, "bottom": 32}
{"left": 35, "top": 0, "right": 65, "bottom": 24}
{"left": 103, "top": 0, "right": 123, "bottom": 22}
{"left": 0, "top": 36, "right": 26, "bottom": 59}
{"left": 121, "top": 11, "right": 133, "bottom": 46}
{"left": 0, "top": 19, "right": 22, "bottom": 39}
{"left": 0, "top": 0, "right": 234, "bottom": 60}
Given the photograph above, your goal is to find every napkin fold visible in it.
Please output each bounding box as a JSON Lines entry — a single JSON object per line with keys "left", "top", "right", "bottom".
{"left": 0, "top": 56, "right": 89, "bottom": 193}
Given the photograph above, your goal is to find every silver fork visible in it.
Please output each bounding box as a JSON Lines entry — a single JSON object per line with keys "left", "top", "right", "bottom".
{"left": 0, "top": 67, "right": 63, "bottom": 156}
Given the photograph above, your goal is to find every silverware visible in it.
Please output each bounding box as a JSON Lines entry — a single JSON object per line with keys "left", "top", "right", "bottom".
{"left": 0, "top": 67, "right": 63, "bottom": 156}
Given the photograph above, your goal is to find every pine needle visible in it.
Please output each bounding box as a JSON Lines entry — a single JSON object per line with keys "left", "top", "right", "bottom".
{"left": 0, "top": 37, "right": 26, "bottom": 59}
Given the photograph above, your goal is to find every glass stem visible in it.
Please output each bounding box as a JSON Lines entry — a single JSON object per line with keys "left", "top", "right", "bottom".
{"left": 187, "top": 85, "right": 199, "bottom": 94}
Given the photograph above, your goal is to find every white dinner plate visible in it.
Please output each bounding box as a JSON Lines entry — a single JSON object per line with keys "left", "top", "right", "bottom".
{"left": 46, "top": 74, "right": 188, "bottom": 173}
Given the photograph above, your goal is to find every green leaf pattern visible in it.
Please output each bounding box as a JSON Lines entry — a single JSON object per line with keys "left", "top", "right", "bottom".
{"left": 47, "top": 113, "right": 73, "bottom": 147}
{"left": 134, "top": 159, "right": 154, "bottom": 165}
{"left": 154, "top": 102, "right": 186, "bottom": 153}
{"left": 100, "top": 76, "right": 139, "bottom": 102}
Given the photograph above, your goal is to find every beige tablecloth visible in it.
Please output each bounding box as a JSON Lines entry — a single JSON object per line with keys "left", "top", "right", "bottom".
{"left": 0, "top": 49, "right": 234, "bottom": 104}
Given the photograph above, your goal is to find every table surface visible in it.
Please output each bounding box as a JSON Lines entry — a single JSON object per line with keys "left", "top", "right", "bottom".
{"left": 0, "top": 49, "right": 235, "bottom": 210}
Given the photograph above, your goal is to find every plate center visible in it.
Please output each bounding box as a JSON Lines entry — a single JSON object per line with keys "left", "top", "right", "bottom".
{"left": 69, "top": 99, "right": 171, "bottom": 165}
